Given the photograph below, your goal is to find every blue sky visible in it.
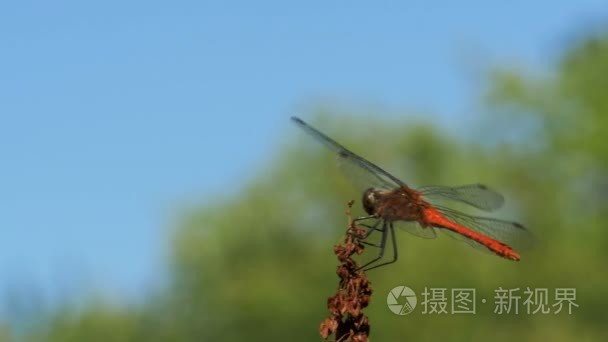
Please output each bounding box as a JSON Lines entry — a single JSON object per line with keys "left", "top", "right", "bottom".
{"left": 0, "top": 1, "right": 605, "bottom": 307}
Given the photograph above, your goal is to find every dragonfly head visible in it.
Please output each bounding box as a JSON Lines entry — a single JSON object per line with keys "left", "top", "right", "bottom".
{"left": 362, "top": 187, "right": 381, "bottom": 215}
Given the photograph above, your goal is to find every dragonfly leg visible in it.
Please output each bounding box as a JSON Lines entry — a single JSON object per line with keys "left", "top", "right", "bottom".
{"left": 360, "top": 241, "right": 381, "bottom": 248}
{"left": 362, "top": 223, "right": 398, "bottom": 271}
{"left": 348, "top": 219, "right": 381, "bottom": 240}
{"left": 361, "top": 220, "right": 382, "bottom": 238}
{"left": 356, "top": 222, "right": 388, "bottom": 272}
{"left": 356, "top": 220, "right": 384, "bottom": 247}
{"left": 354, "top": 215, "right": 377, "bottom": 221}
{"left": 353, "top": 215, "right": 378, "bottom": 224}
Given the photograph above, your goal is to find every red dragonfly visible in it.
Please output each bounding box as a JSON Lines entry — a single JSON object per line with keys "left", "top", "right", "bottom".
{"left": 292, "top": 117, "right": 536, "bottom": 271}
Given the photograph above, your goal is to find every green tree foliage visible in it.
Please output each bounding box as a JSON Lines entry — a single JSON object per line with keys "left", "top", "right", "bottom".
{"left": 18, "top": 31, "right": 608, "bottom": 341}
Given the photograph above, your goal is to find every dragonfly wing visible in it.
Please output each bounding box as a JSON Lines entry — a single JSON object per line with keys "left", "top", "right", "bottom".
{"left": 434, "top": 205, "right": 537, "bottom": 252}
{"left": 418, "top": 184, "right": 505, "bottom": 212}
{"left": 292, "top": 117, "right": 404, "bottom": 192}
{"left": 336, "top": 150, "right": 395, "bottom": 192}
{"left": 393, "top": 220, "right": 437, "bottom": 239}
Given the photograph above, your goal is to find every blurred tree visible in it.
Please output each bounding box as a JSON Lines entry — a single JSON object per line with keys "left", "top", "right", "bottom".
{"left": 0, "top": 324, "right": 11, "bottom": 342}
{"left": 24, "top": 30, "right": 608, "bottom": 341}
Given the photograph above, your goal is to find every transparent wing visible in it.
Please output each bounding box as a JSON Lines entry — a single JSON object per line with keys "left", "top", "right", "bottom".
{"left": 392, "top": 220, "right": 437, "bottom": 239}
{"left": 292, "top": 117, "right": 403, "bottom": 192}
{"left": 418, "top": 184, "right": 505, "bottom": 212}
{"left": 433, "top": 205, "right": 537, "bottom": 252}
{"left": 336, "top": 150, "right": 395, "bottom": 192}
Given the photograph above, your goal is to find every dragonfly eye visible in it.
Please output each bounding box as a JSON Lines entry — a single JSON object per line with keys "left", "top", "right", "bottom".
{"left": 362, "top": 188, "right": 377, "bottom": 215}
{"left": 367, "top": 191, "right": 376, "bottom": 202}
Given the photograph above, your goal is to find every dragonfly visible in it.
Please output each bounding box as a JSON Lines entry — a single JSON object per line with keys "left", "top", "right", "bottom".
{"left": 291, "top": 116, "right": 536, "bottom": 271}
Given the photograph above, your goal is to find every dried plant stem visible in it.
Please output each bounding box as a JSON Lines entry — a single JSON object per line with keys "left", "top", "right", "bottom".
{"left": 320, "top": 200, "right": 372, "bottom": 342}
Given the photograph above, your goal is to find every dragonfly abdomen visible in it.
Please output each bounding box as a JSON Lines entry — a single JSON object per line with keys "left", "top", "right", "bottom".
{"left": 422, "top": 207, "right": 520, "bottom": 261}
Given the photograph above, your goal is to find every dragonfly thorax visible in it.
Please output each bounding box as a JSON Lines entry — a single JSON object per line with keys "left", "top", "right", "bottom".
{"left": 362, "top": 187, "right": 427, "bottom": 222}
